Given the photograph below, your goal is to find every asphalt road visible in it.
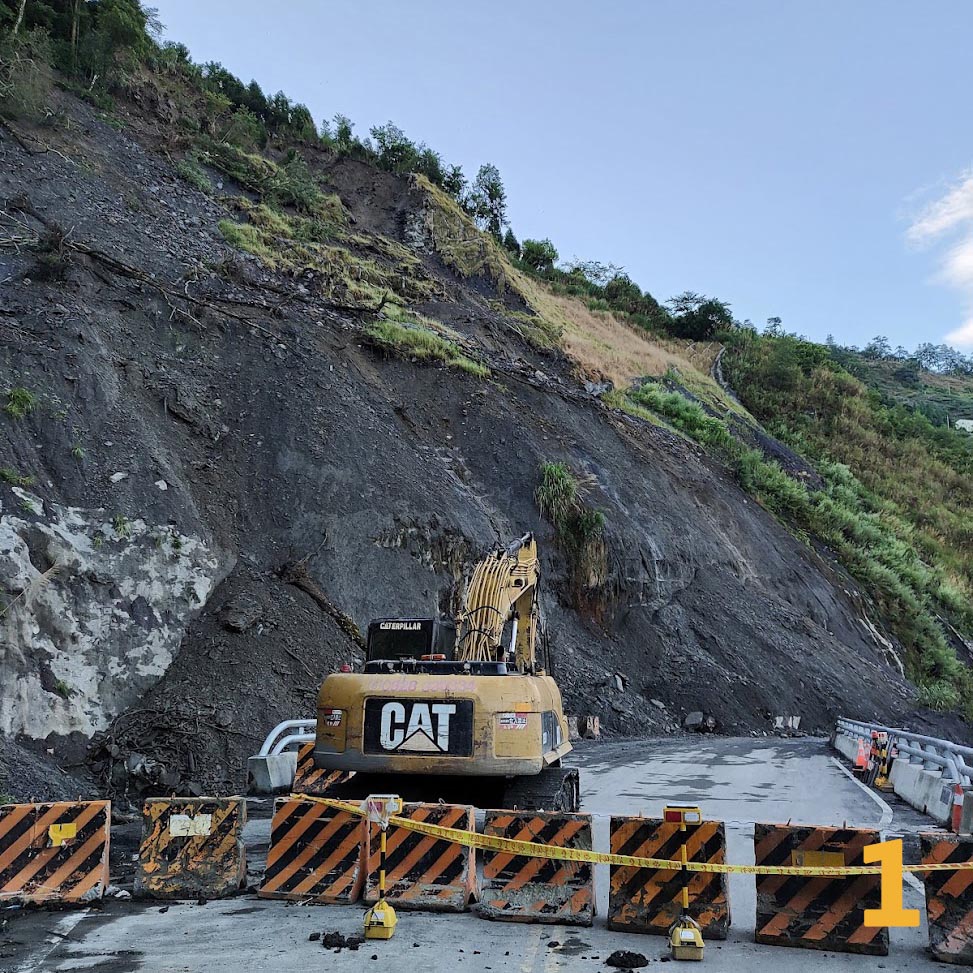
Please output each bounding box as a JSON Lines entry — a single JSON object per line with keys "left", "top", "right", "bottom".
{"left": 3, "top": 737, "right": 946, "bottom": 972}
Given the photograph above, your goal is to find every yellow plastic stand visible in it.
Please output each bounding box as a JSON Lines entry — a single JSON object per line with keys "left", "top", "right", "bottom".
{"left": 665, "top": 805, "right": 705, "bottom": 962}
{"left": 363, "top": 796, "right": 401, "bottom": 941}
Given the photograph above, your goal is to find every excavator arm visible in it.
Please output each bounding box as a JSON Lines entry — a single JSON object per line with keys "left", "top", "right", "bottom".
{"left": 454, "top": 533, "right": 540, "bottom": 670}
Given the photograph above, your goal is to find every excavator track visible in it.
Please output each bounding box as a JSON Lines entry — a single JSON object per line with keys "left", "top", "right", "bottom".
{"left": 500, "top": 766, "right": 581, "bottom": 813}
{"left": 305, "top": 768, "right": 581, "bottom": 813}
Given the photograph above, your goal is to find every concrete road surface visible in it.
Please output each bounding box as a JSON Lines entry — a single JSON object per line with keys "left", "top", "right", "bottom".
{"left": 4, "top": 737, "right": 946, "bottom": 972}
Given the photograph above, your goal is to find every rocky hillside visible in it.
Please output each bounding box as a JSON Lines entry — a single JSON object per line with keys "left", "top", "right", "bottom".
{"left": 0, "top": 31, "right": 967, "bottom": 799}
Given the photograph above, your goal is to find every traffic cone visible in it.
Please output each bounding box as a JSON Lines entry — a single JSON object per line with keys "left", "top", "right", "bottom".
{"left": 951, "top": 784, "right": 965, "bottom": 834}
{"left": 854, "top": 738, "right": 869, "bottom": 773}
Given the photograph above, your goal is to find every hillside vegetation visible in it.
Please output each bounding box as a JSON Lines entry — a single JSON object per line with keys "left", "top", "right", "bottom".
{"left": 832, "top": 347, "right": 973, "bottom": 429}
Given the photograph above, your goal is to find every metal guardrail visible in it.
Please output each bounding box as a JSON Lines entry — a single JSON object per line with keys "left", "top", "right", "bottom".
{"left": 257, "top": 718, "right": 316, "bottom": 756}
{"left": 837, "top": 716, "right": 973, "bottom": 787}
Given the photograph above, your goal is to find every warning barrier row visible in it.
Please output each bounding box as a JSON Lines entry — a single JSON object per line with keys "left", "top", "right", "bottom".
{"left": 7, "top": 794, "right": 973, "bottom": 964}
{"left": 284, "top": 797, "right": 973, "bottom": 961}
{"left": 307, "top": 796, "right": 973, "bottom": 876}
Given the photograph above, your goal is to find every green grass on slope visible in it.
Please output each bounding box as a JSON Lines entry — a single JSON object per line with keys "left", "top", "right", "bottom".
{"left": 365, "top": 319, "right": 489, "bottom": 377}
{"left": 702, "top": 331, "right": 973, "bottom": 715}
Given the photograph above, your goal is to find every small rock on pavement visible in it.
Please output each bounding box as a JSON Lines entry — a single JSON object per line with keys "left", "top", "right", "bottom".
{"left": 308, "top": 932, "right": 320, "bottom": 942}
{"left": 605, "top": 949, "right": 649, "bottom": 968}
{"left": 321, "top": 931, "right": 363, "bottom": 952}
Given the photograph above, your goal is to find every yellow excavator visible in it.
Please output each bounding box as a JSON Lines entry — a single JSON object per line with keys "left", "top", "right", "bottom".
{"left": 313, "top": 534, "right": 579, "bottom": 810}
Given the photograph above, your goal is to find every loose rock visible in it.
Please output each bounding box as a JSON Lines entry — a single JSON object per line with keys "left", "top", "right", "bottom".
{"left": 605, "top": 949, "right": 649, "bottom": 969}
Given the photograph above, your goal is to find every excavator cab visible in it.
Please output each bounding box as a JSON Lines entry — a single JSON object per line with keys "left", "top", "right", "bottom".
{"left": 365, "top": 618, "right": 456, "bottom": 662}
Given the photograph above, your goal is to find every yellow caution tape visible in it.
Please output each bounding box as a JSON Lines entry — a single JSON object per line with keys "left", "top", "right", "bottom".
{"left": 293, "top": 794, "right": 973, "bottom": 878}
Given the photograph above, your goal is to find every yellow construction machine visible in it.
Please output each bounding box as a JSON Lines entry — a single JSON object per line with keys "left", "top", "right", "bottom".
{"left": 313, "top": 533, "right": 579, "bottom": 810}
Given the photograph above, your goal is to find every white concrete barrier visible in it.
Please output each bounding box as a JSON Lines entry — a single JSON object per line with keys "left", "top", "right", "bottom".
{"left": 834, "top": 732, "right": 859, "bottom": 763}
{"left": 887, "top": 756, "right": 950, "bottom": 824}
{"left": 247, "top": 752, "right": 298, "bottom": 793}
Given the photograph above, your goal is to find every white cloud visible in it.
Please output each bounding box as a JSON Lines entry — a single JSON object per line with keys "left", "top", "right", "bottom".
{"left": 941, "top": 236, "right": 973, "bottom": 289}
{"left": 945, "top": 317, "right": 973, "bottom": 350}
{"left": 907, "top": 168, "right": 973, "bottom": 346}
{"left": 907, "top": 170, "right": 973, "bottom": 245}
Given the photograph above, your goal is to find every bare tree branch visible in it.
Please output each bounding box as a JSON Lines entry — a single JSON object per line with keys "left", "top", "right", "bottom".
{"left": 12, "top": 0, "right": 27, "bottom": 36}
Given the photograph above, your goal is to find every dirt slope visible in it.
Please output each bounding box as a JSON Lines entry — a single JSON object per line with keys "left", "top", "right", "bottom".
{"left": 0, "top": 88, "right": 960, "bottom": 798}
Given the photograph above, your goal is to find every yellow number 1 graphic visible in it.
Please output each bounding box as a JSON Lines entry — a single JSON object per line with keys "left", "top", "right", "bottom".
{"left": 864, "top": 839, "right": 920, "bottom": 927}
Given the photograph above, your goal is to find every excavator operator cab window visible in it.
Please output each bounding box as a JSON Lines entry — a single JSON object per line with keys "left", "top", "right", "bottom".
{"left": 365, "top": 617, "right": 456, "bottom": 663}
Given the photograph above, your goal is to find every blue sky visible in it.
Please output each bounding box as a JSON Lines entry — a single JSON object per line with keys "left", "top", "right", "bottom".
{"left": 152, "top": 1, "right": 973, "bottom": 351}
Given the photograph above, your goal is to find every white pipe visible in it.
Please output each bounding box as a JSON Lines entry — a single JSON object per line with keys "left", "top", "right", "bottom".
{"left": 270, "top": 732, "right": 316, "bottom": 756}
{"left": 258, "top": 719, "right": 316, "bottom": 756}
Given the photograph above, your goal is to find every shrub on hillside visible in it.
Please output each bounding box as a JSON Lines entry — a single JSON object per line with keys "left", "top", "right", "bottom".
{"left": 371, "top": 121, "right": 419, "bottom": 173}
{"left": 536, "top": 462, "right": 609, "bottom": 611}
{"left": 223, "top": 106, "right": 268, "bottom": 150}
{"left": 175, "top": 154, "right": 211, "bottom": 193}
{"left": 521, "top": 238, "right": 558, "bottom": 274}
{"left": 666, "top": 292, "right": 734, "bottom": 340}
{"left": 0, "top": 28, "right": 53, "bottom": 119}
{"left": 501, "top": 228, "right": 521, "bottom": 257}
{"left": 365, "top": 318, "right": 489, "bottom": 377}
{"left": 464, "top": 164, "right": 507, "bottom": 238}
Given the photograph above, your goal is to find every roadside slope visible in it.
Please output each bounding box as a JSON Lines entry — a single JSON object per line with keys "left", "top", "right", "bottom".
{"left": 0, "top": 85, "right": 961, "bottom": 796}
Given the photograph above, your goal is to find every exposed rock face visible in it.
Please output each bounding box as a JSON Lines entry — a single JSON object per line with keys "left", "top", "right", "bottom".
{"left": 0, "top": 493, "right": 222, "bottom": 737}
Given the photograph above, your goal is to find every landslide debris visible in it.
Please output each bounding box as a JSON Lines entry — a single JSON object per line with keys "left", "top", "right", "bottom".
{"left": 1, "top": 46, "right": 965, "bottom": 798}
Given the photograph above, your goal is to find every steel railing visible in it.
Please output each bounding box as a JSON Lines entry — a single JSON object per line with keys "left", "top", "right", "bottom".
{"left": 257, "top": 718, "right": 316, "bottom": 756}
{"left": 836, "top": 717, "right": 973, "bottom": 787}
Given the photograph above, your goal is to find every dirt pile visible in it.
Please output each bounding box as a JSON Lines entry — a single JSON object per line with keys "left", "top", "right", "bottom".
{"left": 0, "top": 85, "right": 962, "bottom": 797}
